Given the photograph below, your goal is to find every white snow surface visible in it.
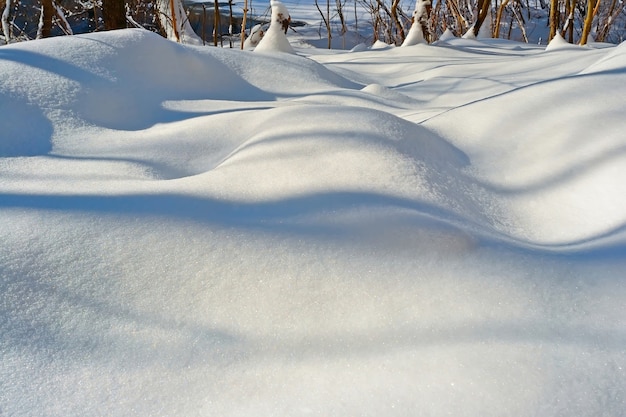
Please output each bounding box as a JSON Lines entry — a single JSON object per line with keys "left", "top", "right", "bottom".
{"left": 402, "top": 0, "right": 430, "bottom": 47}
{"left": 1, "top": 28, "right": 626, "bottom": 416}
{"left": 254, "top": 0, "right": 295, "bottom": 54}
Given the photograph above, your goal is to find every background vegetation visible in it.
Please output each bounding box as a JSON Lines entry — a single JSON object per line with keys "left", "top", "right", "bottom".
{"left": 0, "top": 0, "right": 624, "bottom": 46}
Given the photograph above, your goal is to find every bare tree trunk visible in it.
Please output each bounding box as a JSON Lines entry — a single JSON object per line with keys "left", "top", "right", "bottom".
{"left": 103, "top": 0, "right": 126, "bottom": 30}
{"left": 2, "top": 0, "right": 11, "bottom": 43}
{"left": 228, "top": 0, "right": 234, "bottom": 47}
{"left": 390, "top": 0, "right": 405, "bottom": 43}
{"left": 240, "top": 0, "right": 247, "bottom": 49}
{"left": 562, "top": 0, "right": 574, "bottom": 41}
{"left": 37, "top": 0, "right": 54, "bottom": 38}
{"left": 354, "top": 0, "right": 358, "bottom": 34}
{"left": 446, "top": 0, "right": 468, "bottom": 35}
{"left": 549, "top": 0, "right": 559, "bottom": 40}
{"left": 580, "top": 0, "right": 598, "bottom": 44}
{"left": 168, "top": 0, "right": 179, "bottom": 40}
{"left": 54, "top": 2, "right": 73, "bottom": 35}
{"left": 473, "top": 0, "right": 491, "bottom": 36}
{"left": 201, "top": 3, "right": 206, "bottom": 45}
{"left": 326, "top": 0, "right": 331, "bottom": 48}
{"left": 494, "top": 0, "right": 510, "bottom": 38}
{"left": 314, "top": 0, "right": 332, "bottom": 48}
{"left": 372, "top": 1, "right": 380, "bottom": 42}
{"left": 595, "top": 0, "right": 618, "bottom": 42}
{"left": 336, "top": 0, "right": 347, "bottom": 48}
{"left": 420, "top": 0, "right": 432, "bottom": 41}
{"left": 513, "top": 4, "right": 528, "bottom": 41}
{"left": 92, "top": 0, "right": 101, "bottom": 31}
{"left": 213, "top": 0, "right": 220, "bottom": 46}
{"left": 374, "top": 0, "right": 399, "bottom": 43}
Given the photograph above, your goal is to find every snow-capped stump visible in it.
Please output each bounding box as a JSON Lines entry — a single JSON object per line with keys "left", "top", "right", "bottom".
{"left": 402, "top": 0, "right": 431, "bottom": 46}
{"left": 545, "top": 31, "right": 580, "bottom": 51}
{"left": 462, "top": 14, "right": 491, "bottom": 39}
{"left": 244, "top": 24, "right": 264, "bottom": 49}
{"left": 254, "top": 0, "right": 295, "bottom": 54}
{"left": 438, "top": 28, "right": 456, "bottom": 42}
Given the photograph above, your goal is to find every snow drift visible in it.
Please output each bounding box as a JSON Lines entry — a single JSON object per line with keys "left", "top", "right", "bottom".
{"left": 1, "top": 29, "right": 626, "bottom": 417}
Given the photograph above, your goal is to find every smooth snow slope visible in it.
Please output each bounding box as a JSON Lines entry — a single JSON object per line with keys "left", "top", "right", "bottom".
{"left": 1, "top": 29, "right": 625, "bottom": 416}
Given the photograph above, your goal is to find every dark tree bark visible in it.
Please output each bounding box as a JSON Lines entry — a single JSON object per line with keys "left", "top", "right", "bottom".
{"left": 549, "top": 0, "right": 559, "bottom": 40}
{"left": 103, "top": 0, "right": 126, "bottom": 30}
{"left": 580, "top": 0, "right": 598, "bottom": 44}
{"left": 390, "top": 0, "right": 405, "bottom": 42}
{"left": 473, "top": 0, "right": 492, "bottom": 36}
{"left": 240, "top": 0, "right": 247, "bottom": 49}
{"left": 39, "top": 0, "right": 54, "bottom": 38}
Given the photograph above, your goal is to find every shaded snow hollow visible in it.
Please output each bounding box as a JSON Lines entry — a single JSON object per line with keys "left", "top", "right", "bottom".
{"left": 1, "top": 29, "right": 626, "bottom": 416}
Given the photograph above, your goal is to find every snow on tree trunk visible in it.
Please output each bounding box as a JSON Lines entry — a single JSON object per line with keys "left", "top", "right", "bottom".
{"left": 254, "top": 0, "right": 295, "bottom": 54}
{"left": 55, "top": 3, "right": 73, "bottom": 35}
{"left": 402, "top": 0, "right": 431, "bottom": 46}
{"left": 2, "top": 0, "right": 11, "bottom": 43}
{"left": 156, "top": 0, "right": 203, "bottom": 44}
{"left": 472, "top": 0, "right": 492, "bottom": 37}
{"left": 243, "top": 23, "right": 264, "bottom": 49}
{"left": 439, "top": 28, "right": 457, "bottom": 41}
{"left": 37, "top": 0, "right": 54, "bottom": 39}
{"left": 463, "top": 6, "right": 492, "bottom": 39}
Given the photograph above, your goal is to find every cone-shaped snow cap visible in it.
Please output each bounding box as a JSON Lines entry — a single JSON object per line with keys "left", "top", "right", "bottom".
{"left": 545, "top": 31, "right": 579, "bottom": 51}
{"left": 254, "top": 0, "right": 295, "bottom": 54}
{"left": 401, "top": 0, "right": 431, "bottom": 47}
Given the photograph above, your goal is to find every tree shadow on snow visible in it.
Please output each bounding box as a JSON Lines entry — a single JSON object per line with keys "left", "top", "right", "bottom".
{"left": 0, "top": 272, "right": 245, "bottom": 369}
{"left": 0, "top": 95, "right": 53, "bottom": 157}
{"left": 256, "top": 319, "right": 626, "bottom": 362}
{"left": 0, "top": 46, "right": 276, "bottom": 132}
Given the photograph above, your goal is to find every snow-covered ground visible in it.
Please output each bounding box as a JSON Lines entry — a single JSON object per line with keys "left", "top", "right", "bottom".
{"left": 1, "top": 23, "right": 626, "bottom": 416}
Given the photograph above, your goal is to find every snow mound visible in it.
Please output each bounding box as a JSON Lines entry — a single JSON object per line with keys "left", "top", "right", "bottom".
{"left": 462, "top": 26, "right": 476, "bottom": 39}
{"left": 360, "top": 83, "right": 415, "bottom": 104}
{"left": 545, "top": 32, "right": 580, "bottom": 51}
{"left": 254, "top": 0, "right": 295, "bottom": 54}
{"left": 0, "top": 97, "right": 53, "bottom": 156}
{"left": 425, "top": 59, "right": 626, "bottom": 245}
{"left": 243, "top": 24, "right": 264, "bottom": 49}
{"left": 0, "top": 29, "right": 272, "bottom": 133}
{"left": 2, "top": 30, "right": 626, "bottom": 417}
{"left": 211, "top": 105, "right": 468, "bottom": 195}
{"left": 0, "top": 29, "right": 361, "bottom": 158}
{"left": 371, "top": 40, "right": 393, "bottom": 49}
{"left": 350, "top": 43, "right": 369, "bottom": 52}
{"left": 207, "top": 46, "right": 362, "bottom": 95}
{"left": 438, "top": 28, "right": 456, "bottom": 41}
{"left": 579, "top": 40, "right": 626, "bottom": 74}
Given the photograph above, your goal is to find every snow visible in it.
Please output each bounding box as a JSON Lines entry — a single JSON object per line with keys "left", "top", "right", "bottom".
{"left": 1, "top": 27, "right": 626, "bottom": 417}
{"left": 254, "top": 0, "right": 295, "bottom": 54}
{"left": 243, "top": 24, "right": 264, "bottom": 49}
{"left": 545, "top": 31, "right": 579, "bottom": 51}
{"left": 401, "top": 0, "right": 429, "bottom": 47}
{"left": 1, "top": 0, "right": 9, "bottom": 41}
{"left": 438, "top": 28, "right": 457, "bottom": 42}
